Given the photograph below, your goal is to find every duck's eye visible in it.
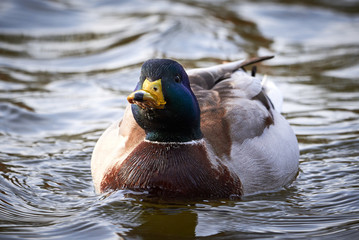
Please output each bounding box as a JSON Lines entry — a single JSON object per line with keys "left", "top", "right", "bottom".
{"left": 174, "top": 75, "right": 181, "bottom": 83}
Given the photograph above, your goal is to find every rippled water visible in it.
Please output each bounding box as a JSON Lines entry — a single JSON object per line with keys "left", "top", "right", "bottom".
{"left": 1, "top": 0, "right": 359, "bottom": 239}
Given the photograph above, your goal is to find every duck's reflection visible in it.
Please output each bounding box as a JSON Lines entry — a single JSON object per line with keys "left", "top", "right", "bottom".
{"left": 125, "top": 206, "right": 197, "bottom": 239}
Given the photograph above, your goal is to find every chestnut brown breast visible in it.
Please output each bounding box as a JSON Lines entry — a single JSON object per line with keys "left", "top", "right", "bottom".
{"left": 101, "top": 140, "right": 242, "bottom": 199}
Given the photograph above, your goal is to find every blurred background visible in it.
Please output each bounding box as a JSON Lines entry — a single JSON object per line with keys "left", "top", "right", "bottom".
{"left": 1, "top": 0, "right": 359, "bottom": 239}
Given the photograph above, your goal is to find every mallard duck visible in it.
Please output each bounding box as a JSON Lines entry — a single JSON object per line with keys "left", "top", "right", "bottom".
{"left": 91, "top": 56, "right": 299, "bottom": 199}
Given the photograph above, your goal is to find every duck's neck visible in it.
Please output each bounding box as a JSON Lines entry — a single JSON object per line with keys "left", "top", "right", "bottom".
{"left": 131, "top": 102, "right": 203, "bottom": 142}
{"left": 145, "top": 127, "right": 203, "bottom": 142}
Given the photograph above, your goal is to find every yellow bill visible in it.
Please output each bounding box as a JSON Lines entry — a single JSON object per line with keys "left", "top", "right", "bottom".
{"left": 127, "top": 79, "right": 166, "bottom": 109}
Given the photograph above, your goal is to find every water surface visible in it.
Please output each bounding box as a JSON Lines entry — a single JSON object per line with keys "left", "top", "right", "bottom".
{"left": 1, "top": 0, "right": 359, "bottom": 239}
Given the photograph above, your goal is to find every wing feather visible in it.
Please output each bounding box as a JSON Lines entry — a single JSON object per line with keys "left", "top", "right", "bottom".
{"left": 189, "top": 57, "right": 276, "bottom": 158}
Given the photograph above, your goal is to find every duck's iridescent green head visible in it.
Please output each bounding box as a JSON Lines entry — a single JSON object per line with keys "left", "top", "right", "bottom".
{"left": 127, "top": 59, "right": 203, "bottom": 142}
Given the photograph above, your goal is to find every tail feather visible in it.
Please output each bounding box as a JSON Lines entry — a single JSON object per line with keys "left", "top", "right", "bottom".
{"left": 262, "top": 75, "right": 283, "bottom": 112}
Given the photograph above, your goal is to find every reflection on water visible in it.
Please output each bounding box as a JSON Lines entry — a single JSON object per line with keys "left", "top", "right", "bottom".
{"left": 1, "top": 0, "right": 359, "bottom": 239}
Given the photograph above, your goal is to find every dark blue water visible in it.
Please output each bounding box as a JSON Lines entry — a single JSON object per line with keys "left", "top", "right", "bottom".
{"left": 1, "top": 0, "right": 359, "bottom": 239}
